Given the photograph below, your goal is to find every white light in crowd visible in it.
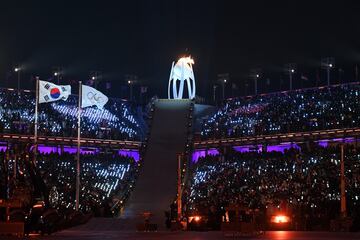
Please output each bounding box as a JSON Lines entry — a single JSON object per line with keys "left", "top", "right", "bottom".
{"left": 14, "top": 67, "right": 20, "bottom": 72}
{"left": 329, "top": 63, "right": 333, "bottom": 68}
{"left": 54, "top": 72, "right": 58, "bottom": 76}
{"left": 256, "top": 74, "right": 260, "bottom": 78}
{"left": 291, "top": 69, "right": 295, "bottom": 73}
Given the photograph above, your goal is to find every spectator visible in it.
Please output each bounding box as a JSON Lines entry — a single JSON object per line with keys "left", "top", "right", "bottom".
{"left": 185, "top": 144, "right": 360, "bottom": 230}
{"left": 0, "top": 89, "right": 144, "bottom": 140}
{"left": 201, "top": 84, "right": 360, "bottom": 139}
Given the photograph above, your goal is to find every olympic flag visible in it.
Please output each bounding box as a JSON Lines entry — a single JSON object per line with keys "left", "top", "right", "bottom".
{"left": 38, "top": 80, "right": 71, "bottom": 103}
{"left": 75, "top": 83, "right": 108, "bottom": 210}
{"left": 81, "top": 85, "right": 108, "bottom": 109}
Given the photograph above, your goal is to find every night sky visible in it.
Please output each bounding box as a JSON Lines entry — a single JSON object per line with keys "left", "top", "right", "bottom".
{"left": 1, "top": 1, "right": 360, "bottom": 100}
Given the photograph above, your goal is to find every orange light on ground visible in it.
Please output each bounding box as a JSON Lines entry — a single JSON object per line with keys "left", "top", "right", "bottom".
{"left": 33, "top": 204, "right": 43, "bottom": 208}
{"left": 29, "top": 233, "right": 41, "bottom": 237}
{"left": 33, "top": 201, "right": 45, "bottom": 208}
{"left": 271, "top": 215, "right": 290, "bottom": 224}
{"left": 189, "top": 215, "right": 201, "bottom": 222}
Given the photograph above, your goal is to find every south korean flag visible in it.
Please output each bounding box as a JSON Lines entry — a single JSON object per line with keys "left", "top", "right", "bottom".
{"left": 38, "top": 80, "right": 72, "bottom": 103}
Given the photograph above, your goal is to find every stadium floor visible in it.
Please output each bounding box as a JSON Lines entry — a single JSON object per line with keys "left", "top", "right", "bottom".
{"left": 3, "top": 218, "right": 360, "bottom": 239}
{"left": 18, "top": 230, "right": 359, "bottom": 240}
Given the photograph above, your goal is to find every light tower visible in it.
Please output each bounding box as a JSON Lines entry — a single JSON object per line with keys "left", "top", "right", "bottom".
{"left": 14, "top": 66, "right": 21, "bottom": 92}
{"left": 168, "top": 56, "right": 196, "bottom": 99}
{"left": 284, "top": 63, "right": 296, "bottom": 90}
{"left": 53, "top": 66, "right": 62, "bottom": 84}
{"left": 125, "top": 74, "right": 138, "bottom": 101}
{"left": 250, "top": 68, "right": 262, "bottom": 95}
{"left": 321, "top": 57, "right": 335, "bottom": 86}
{"left": 217, "top": 73, "right": 229, "bottom": 100}
{"left": 90, "top": 71, "right": 102, "bottom": 88}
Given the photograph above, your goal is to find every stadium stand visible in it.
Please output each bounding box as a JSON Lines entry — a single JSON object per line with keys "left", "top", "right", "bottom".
{"left": 201, "top": 83, "right": 360, "bottom": 139}
{"left": 185, "top": 144, "right": 360, "bottom": 231}
{"left": 1, "top": 150, "right": 138, "bottom": 217}
{"left": 0, "top": 88, "right": 144, "bottom": 140}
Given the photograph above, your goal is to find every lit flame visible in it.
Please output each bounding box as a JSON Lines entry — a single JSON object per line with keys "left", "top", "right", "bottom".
{"left": 271, "top": 215, "right": 290, "bottom": 223}
{"left": 189, "top": 215, "right": 201, "bottom": 222}
{"left": 178, "top": 56, "right": 194, "bottom": 65}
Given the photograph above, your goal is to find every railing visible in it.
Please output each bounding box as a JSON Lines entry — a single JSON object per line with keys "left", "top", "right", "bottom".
{"left": 2, "top": 127, "right": 360, "bottom": 150}
{"left": 194, "top": 127, "right": 360, "bottom": 149}
{"left": 0, "top": 133, "right": 142, "bottom": 149}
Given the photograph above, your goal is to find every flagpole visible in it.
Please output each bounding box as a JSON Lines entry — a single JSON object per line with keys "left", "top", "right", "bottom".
{"left": 76, "top": 81, "right": 82, "bottom": 211}
{"left": 34, "top": 77, "right": 39, "bottom": 164}
{"left": 177, "top": 153, "right": 182, "bottom": 221}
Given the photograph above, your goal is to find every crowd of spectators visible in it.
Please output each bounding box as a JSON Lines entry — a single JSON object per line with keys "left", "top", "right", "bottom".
{"left": 38, "top": 152, "right": 138, "bottom": 216}
{"left": 201, "top": 83, "right": 360, "bottom": 139}
{"left": 184, "top": 144, "right": 360, "bottom": 230}
{"left": 1, "top": 150, "right": 139, "bottom": 217}
{"left": 0, "top": 89, "right": 143, "bottom": 140}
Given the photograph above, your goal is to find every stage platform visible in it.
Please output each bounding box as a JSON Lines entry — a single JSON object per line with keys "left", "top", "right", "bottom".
{"left": 121, "top": 99, "right": 192, "bottom": 229}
